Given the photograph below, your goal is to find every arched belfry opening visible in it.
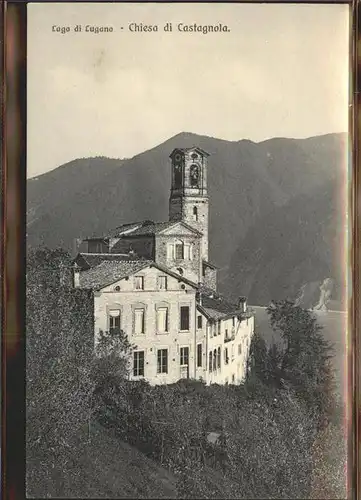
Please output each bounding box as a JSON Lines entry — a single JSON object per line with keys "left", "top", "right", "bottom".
{"left": 190, "top": 164, "right": 200, "bottom": 187}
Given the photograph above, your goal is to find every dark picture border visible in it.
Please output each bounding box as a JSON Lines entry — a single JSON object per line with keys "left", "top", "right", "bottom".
{"left": 1, "top": 1, "right": 357, "bottom": 499}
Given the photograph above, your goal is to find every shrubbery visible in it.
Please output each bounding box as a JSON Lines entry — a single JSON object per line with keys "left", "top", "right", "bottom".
{"left": 26, "top": 249, "right": 345, "bottom": 499}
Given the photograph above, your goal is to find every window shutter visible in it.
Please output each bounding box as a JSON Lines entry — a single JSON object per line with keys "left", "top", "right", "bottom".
{"left": 184, "top": 244, "right": 190, "bottom": 260}
{"left": 157, "top": 308, "right": 168, "bottom": 333}
{"left": 167, "top": 244, "right": 174, "bottom": 259}
{"left": 134, "top": 309, "right": 145, "bottom": 334}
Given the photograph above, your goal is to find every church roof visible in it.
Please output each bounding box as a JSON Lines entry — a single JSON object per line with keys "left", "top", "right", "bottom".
{"left": 108, "top": 220, "right": 202, "bottom": 238}
{"left": 79, "top": 260, "right": 153, "bottom": 290}
{"left": 78, "top": 259, "right": 198, "bottom": 291}
{"left": 75, "top": 252, "right": 137, "bottom": 270}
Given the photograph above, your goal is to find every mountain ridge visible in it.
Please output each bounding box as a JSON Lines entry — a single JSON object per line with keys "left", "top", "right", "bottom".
{"left": 27, "top": 131, "right": 346, "bottom": 307}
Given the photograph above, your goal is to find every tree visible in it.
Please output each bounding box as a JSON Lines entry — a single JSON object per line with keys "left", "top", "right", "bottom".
{"left": 92, "top": 328, "right": 135, "bottom": 387}
{"left": 26, "top": 248, "right": 95, "bottom": 496}
{"left": 26, "top": 248, "right": 134, "bottom": 497}
{"left": 266, "top": 300, "right": 335, "bottom": 424}
{"left": 246, "top": 328, "right": 268, "bottom": 382}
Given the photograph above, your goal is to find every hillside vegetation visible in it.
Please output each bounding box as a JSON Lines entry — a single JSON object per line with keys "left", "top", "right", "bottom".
{"left": 26, "top": 249, "right": 347, "bottom": 499}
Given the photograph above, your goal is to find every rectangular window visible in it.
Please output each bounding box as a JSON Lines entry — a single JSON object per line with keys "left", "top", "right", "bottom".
{"left": 217, "top": 347, "right": 221, "bottom": 369}
{"left": 231, "top": 344, "right": 235, "bottom": 361}
{"left": 197, "top": 315, "right": 202, "bottom": 329}
{"left": 225, "top": 347, "right": 229, "bottom": 365}
{"left": 175, "top": 243, "right": 184, "bottom": 260}
{"left": 133, "top": 351, "right": 145, "bottom": 377}
{"left": 157, "top": 349, "right": 168, "bottom": 374}
{"left": 180, "top": 306, "right": 190, "bottom": 331}
{"left": 109, "top": 310, "right": 121, "bottom": 333}
{"left": 134, "top": 309, "right": 145, "bottom": 334}
{"left": 209, "top": 351, "right": 213, "bottom": 372}
{"left": 232, "top": 374, "right": 235, "bottom": 384}
{"left": 197, "top": 343, "right": 202, "bottom": 368}
{"left": 159, "top": 276, "right": 168, "bottom": 290}
{"left": 134, "top": 276, "right": 144, "bottom": 290}
{"left": 232, "top": 317, "right": 236, "bottom": 327}
{"left": 157, "top": 307, "right": 169, "bottom": 333}
{"left": 180, "top": 347, "right": 189, "bottom": 366}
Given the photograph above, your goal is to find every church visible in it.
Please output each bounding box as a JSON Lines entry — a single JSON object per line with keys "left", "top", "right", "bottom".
{"left": 72, "top": 147, "right": 254, "bottom": 385}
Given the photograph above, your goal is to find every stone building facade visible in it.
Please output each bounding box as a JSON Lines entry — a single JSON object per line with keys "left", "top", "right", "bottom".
{"left": 73, "top": 147, "right": 254, "bottom": 385}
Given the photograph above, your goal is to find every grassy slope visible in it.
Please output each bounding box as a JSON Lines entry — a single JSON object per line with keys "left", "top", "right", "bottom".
{"left": 56, "top": 420, "right": 239, "bottom": 499}
{"left": 61, "top": 421, "right": 178, "bottom": 499}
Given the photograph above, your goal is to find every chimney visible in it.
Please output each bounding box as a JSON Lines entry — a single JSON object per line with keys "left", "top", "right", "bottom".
{"left": 73, "top": 238, "right": 82, "bottom": 256}
{"left": 128, "top": 244, "right": 136, "bottom": 259}
{"left": 239, "top": 296, "right": 247, "bottom": 312}
{"left": 73, "top": 263, "right": 80, "bottom": 288}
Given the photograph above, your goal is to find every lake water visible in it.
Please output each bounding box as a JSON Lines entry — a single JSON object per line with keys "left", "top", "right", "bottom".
{"left": 251, "top": 306, "right": 348, "bottom": 402}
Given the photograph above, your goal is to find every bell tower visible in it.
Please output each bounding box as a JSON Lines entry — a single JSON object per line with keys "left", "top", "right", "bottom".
{"left": 169, "top": 147, "right": 209, "bottom": 261}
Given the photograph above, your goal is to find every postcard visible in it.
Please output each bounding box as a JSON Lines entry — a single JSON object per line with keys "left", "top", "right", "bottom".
{"left": 25, "top": 2, "right": 350, "bottom": 499}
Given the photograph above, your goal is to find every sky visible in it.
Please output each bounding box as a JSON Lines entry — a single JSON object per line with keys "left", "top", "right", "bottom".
{"left": 27, "top": 2, "right": 350, "bottom": 178}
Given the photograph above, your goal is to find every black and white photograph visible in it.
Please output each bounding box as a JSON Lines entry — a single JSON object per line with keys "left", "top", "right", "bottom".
{"left": 26, "top": 2, "right": 350, "bottom": 498}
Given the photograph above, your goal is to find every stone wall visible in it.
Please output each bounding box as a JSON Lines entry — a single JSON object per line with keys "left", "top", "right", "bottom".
{"left": 111, "top": 236, "right": 155, "bottom": 260}
{"left": 155, "top": 234, "right": 201, "bottom": 284}
{"left": 203, "top": 266, "right": 217, "bottom": 291}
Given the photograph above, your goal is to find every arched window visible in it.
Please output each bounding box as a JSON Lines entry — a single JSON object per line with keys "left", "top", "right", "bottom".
{"left": 193, "top": 206, "right": 198, "bottom": 221}
{"left": 175, "top": 240, "right": 184, "bottom": 260}
{"left": 174, "top": 162, "right": 182, "bottom": 188}
{"left": 190, "top": 164, "right": 199, "bottom": 187}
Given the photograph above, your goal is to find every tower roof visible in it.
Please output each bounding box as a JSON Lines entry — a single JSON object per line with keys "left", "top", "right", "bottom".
{"left": 169, "top": 147, "right": 210, "bottom": 158}
{"left": 108, "top": 220, "right": 203, "bottom": 238}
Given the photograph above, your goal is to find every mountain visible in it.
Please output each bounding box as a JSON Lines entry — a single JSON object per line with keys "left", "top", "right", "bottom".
{"left": 227, "top": 176, "right": 346, "bottom": 308}
{"left": 27, "top": 131, "right": 347, "bottom": 307}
